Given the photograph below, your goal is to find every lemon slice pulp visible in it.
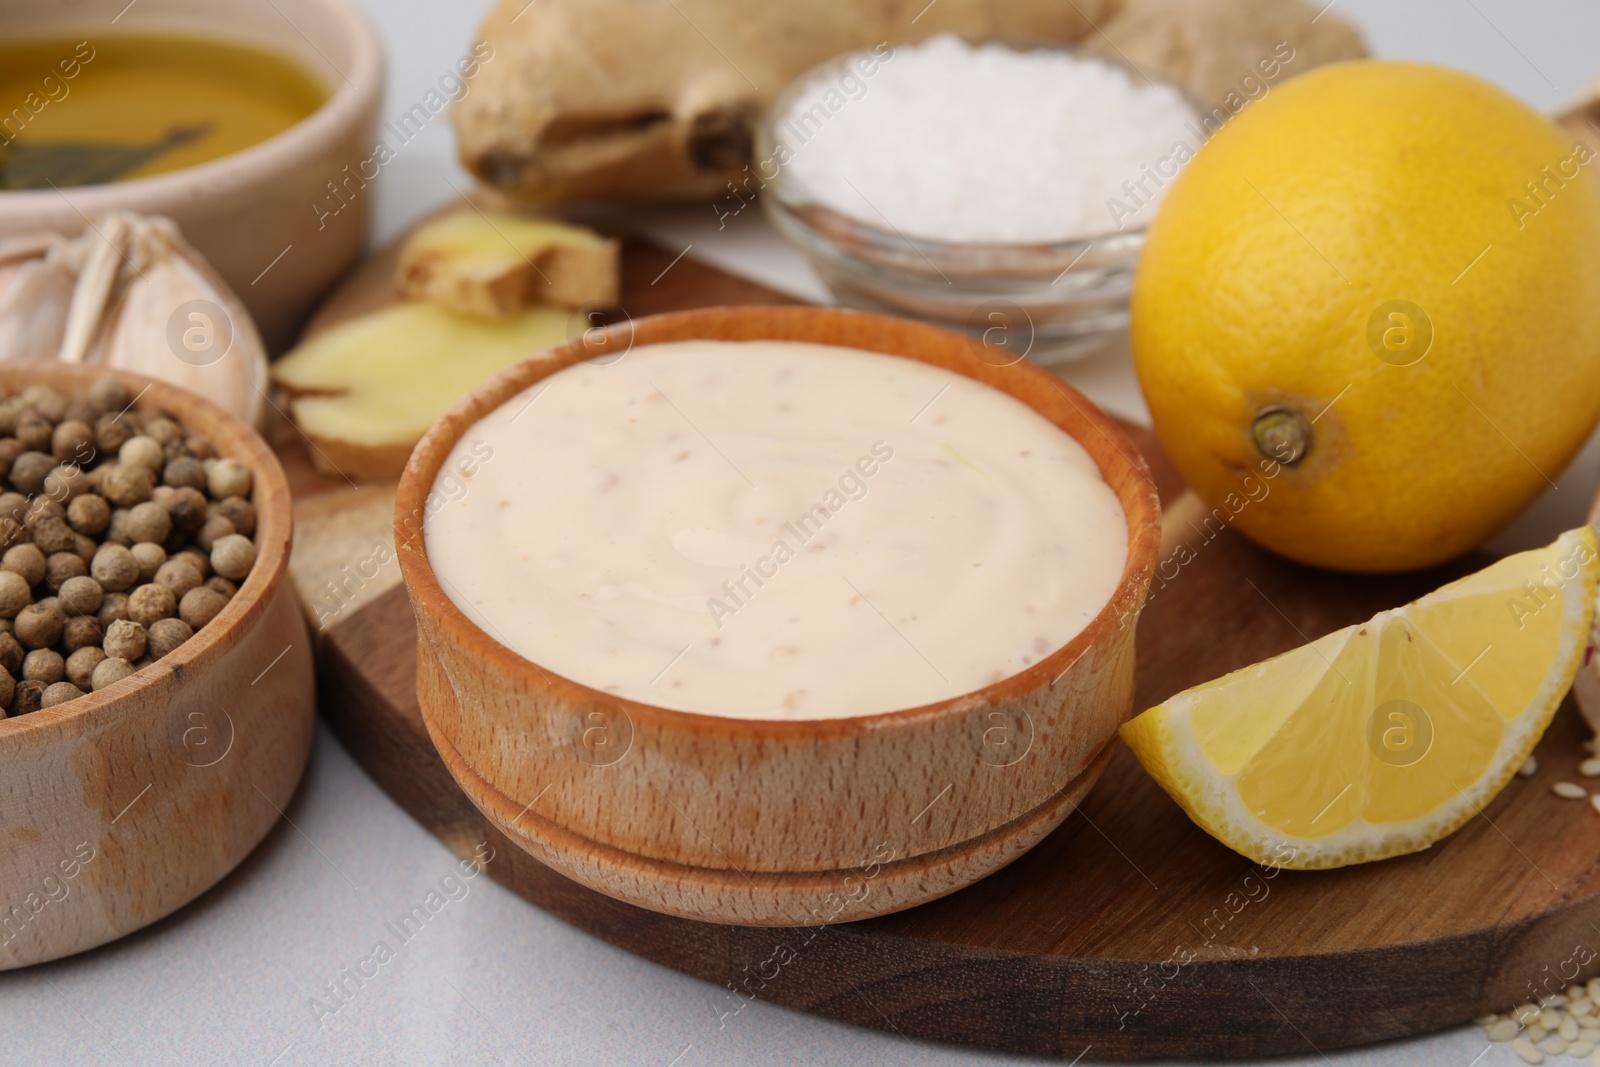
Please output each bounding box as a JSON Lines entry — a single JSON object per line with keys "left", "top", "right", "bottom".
{"left": 1121, "top": 528, "right": 1599, "bottom": 869}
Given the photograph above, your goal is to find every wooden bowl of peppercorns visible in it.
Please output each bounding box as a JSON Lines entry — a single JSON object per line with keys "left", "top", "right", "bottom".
{"left": 0, "top": 364, "right": 313, "bottom": 969}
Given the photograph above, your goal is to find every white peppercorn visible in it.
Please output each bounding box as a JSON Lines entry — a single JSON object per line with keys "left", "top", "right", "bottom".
{"left": 0, "top": 492, "right": 26, "bottom": 524}
{"left": 14, "top": 603, "right": 62, "bottom": 649}
{"left": 174, "top": 548, "right": 210, "bottom": 580}
{"left": 102, "top": 618, "right": 146, "bottom": 662}
{"left": 1, "top": 543, "right": 44, "bottom": 586}
{"left": 163, "top": 456, "right": 207, "bottom": 490}
{"left": 91, "top": 543, "right": 139, "bottom": 591}
{"left": 128, "top": 583, "right": 177, "bottom": 627}
{"left": 88, "top": 377, "right": 129, "bottom": 415}
{"left": 8, "top": 451, "right": 52, "bottom": 494}
{"left": 125, "top": 501, "right": 172, "bottom": 544}
{"left": 104, "top": 507, "right": 134, "bottom": 546}
{"left": 57, "top": 575, "right": 103, "bottom": 617}
{"left": 61, "top": 616, "right": 102, "bottom": 653}
{"left": 44, "top": 552, "right": 85, "bottom": 589}
{"left": 11, "top": 679, "right": 43, "bottom": 715}
{"left": 118, "top": 435, "right": 164, "bottom": 473}
{"left": 206, "top": 457, "right": 252, "bottom": 501}
{"left": 0, "top": 632, "right": 24, "bottom": 676}
{"left": 154, "top": 559, "right": 202, "bottom": 599}
{"left": 22, "top": 648, "right": 63, "bottom": 684}
{"left": 15, "top": 414, "right": 50, "bottom": 452}
{"left": 91, "top": 656, "right": 134, "bottom": 691}
{"left": 147, "top": 617, "right": 192, "bottom": 659}
{"left": 179, "top": 586, "right": 228, "bottom": 630}
{"left": 66, "top": 646, "right": 105, "bottom": 690}
{"left": 165, "top": 486, "right": 208, "bottom": 532}
{"left": 211, "top": 535, "right": 256, "bottom": 581}
{"left": 0, "top": 570, "right": 30, "bottom": 619}
{"left": 196, "top": 514, "right": 235, "bottom": 552}
{"left": 40, "top": 681, "right": 82, "bottom": 708}
{"left": 101, "top": 463, "right": 156, "bottom": 507}
{"left": 21, "top": 386, "right": 66, "bottom": 423}
{"left": 130, "top": 542, "right": 166, "bottom": 583}
{"left": 30, "top": 517, "right": 75, "bottom": 556}
{"left": 51, "top": 421, "right": 93, "bottom": 463}
{"left": 143, "top": 418, "right": 182, "bottom": 447}
{"left": 43, "top": 463, "right": 86, "bottom": 502}
{"left": 213, "top": 496, "right": 256, "bottom": 537}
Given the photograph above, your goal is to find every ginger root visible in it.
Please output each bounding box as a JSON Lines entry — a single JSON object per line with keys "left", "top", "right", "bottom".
{"left": 454, "top": 0, "right": 1365, "bottom": 203}
{"left": 397, "top": 210, "right": 619, "bottom": 316}
{"left": 271, "top": 301, "right": 567, "bottom": 479}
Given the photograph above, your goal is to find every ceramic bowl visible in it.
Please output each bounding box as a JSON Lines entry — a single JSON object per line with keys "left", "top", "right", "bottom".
{"left": 0, "top": 363, "right": 313, "bottom": 968}
{"left": 396, "top": 306, "right": 1161, "bottom": 926}
{"left": 0, "top": 0, "right": 384, "bottom": 349}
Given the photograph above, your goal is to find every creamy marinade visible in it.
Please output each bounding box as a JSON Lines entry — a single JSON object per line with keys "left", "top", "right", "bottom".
{"left": 425, "top": 340, "right": 1128, "bottom": 720}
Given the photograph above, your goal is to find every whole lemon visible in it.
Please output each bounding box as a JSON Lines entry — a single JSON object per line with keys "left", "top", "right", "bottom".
{"left": 1132, "top": 60, "right": 1600, "bottom": 573}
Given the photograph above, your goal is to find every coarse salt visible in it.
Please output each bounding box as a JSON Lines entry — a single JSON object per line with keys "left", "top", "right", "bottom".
{"left": 778, "top": 34, "right": 1198, "bottom": 244}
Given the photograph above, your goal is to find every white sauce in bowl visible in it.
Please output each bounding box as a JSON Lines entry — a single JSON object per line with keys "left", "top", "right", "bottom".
{"left": 425, "top": 340, "right": 1127, "bottom": 720}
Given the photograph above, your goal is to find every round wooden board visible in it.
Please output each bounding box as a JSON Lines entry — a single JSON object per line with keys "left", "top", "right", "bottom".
{"left": 281, "top": 237, "right": 1600, "bottom": 1059}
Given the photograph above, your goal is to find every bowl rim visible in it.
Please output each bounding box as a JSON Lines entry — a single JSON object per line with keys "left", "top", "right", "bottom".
{"left": 0, "top": 364, "right": 291, "bottom": 740}
{"left": 396, "top": 305, "right": 1161, "bottom": 740}
{"left": 0, "top": 0, "right": 384, "bottom": 209}
{"left": 754, "top": 33, "right": 1206, "bottom": 257}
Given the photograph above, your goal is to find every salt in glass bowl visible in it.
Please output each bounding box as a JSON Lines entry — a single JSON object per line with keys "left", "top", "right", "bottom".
{"left": 756, "top": 38, "right": 1198, "bottom": 366}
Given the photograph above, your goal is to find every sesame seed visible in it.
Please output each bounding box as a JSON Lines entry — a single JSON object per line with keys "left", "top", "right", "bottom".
{"left": 1521, "top": 756, "right": 1540, "bottom": 777}
{"left": 1583, "top": 758, "right": 1600, "bottom": 777}
{"left": 1553, "top": 781, "right": 1587, "bottom": 799}
{"left": 1511, "top": 1036, "right": 1544, "bottom": 1064}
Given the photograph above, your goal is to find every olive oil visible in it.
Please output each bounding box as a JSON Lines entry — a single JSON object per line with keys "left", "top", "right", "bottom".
{"left": 0, "top": 34, "right": 327, "bottom": 189}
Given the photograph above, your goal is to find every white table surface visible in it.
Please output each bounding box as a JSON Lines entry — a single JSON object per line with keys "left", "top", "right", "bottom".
{"left": 6, "top": 2, "right": 1600, "bottom": 1064}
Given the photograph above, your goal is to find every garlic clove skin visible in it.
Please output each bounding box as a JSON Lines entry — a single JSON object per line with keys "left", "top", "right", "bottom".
{"left": 0, "top": 213, "right": 270, "bottom": 428}
{"left": 0, "top": 256, "right": 76, "bottom": 362}
{"left": 87, "top": 217, "right": 268, "bottom": 428}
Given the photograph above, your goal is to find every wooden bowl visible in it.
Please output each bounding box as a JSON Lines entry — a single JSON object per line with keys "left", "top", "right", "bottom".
{"left": 0, "top": 0, "right": 384, "bottom": 349}
{"left": 396, "top": 307, "right": 1161, "bottom": 926}
{"left": 0, "top": 364, "right": 313, "bottom": 969}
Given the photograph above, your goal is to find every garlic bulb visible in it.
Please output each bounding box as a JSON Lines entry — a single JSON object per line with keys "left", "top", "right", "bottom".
{"left": 0, "top": 212, "right": 268, "bottom": 427}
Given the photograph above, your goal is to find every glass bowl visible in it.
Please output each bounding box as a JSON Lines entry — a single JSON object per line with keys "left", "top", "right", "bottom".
{"left": 755, "top": 39, "right": 1195, "bottom": 366}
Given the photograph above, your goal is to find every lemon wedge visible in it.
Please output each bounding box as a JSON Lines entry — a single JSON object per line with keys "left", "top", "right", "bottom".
{"left": 1121, "top": 528, "right": 1598, "bottom": 869}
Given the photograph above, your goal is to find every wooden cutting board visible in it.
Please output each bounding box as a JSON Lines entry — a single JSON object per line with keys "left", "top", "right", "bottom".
{"left": 279, "top": 239, "right": 1600, "bottom": 1060}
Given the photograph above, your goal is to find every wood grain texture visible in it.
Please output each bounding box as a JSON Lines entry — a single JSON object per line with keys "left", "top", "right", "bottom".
{"left": 394, "top": 306, "right": 1162, "bottom": 924}
{"left": 0, "top": 364, "right": 314, "bottom": 970}
{"left": 300, "top": 243, "right": 1600, "bottom": 1056}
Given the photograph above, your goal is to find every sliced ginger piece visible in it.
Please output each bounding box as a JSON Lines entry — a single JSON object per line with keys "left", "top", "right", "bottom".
{"left": 272, "top": 301, "right": 568, "bottom": 479}
{"left": 396, "top": 209, "right": 619, "bottom": 316}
